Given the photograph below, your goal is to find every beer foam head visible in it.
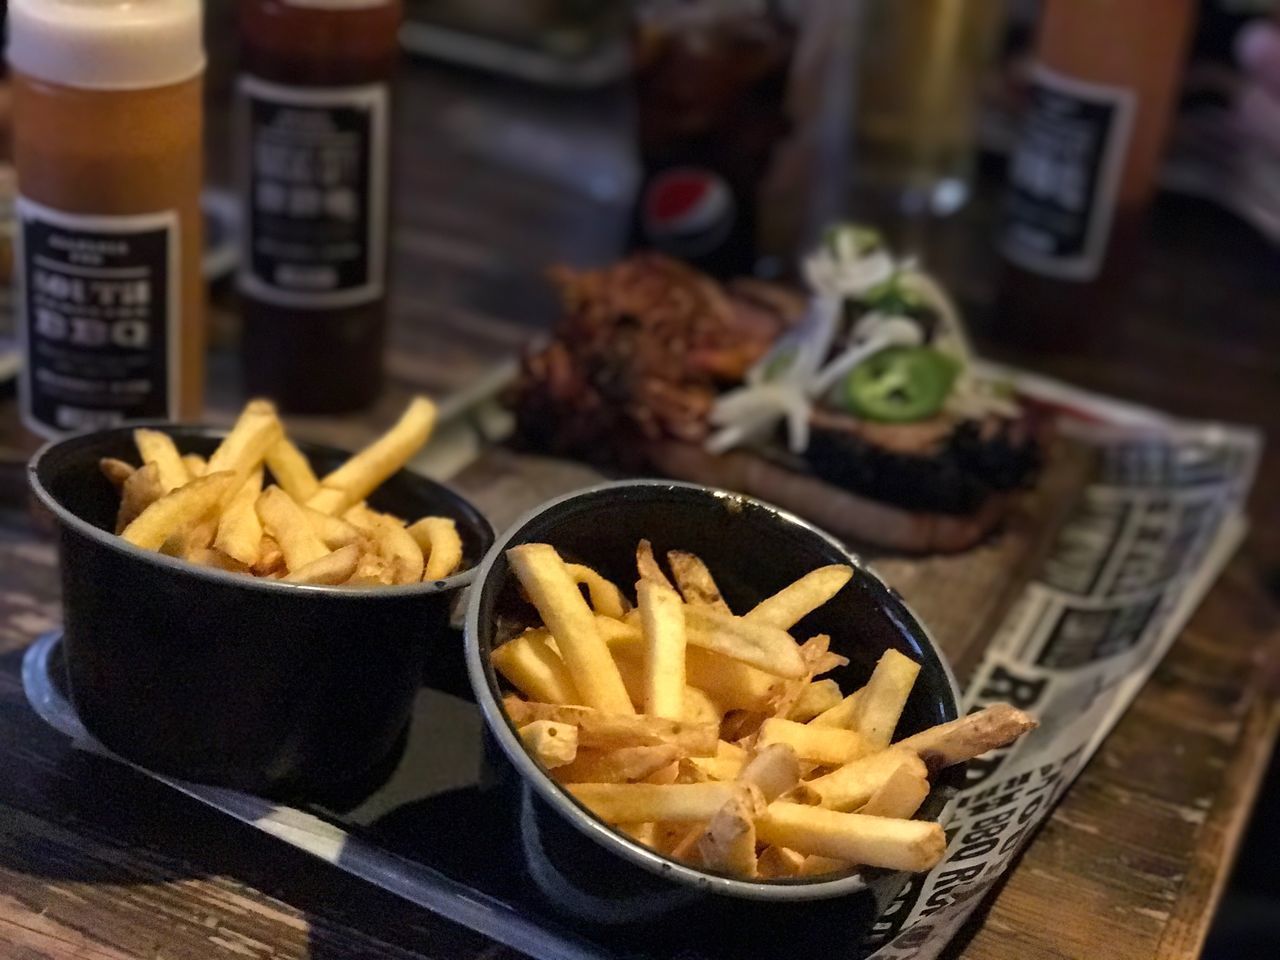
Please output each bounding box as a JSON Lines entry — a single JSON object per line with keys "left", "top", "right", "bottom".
{"left": 7, "top": 0, "right": 205, "bottom": 91}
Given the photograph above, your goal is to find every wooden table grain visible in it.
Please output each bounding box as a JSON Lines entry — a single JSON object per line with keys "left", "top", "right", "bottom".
{"left": 1, "top": 52, "right": 1278, "bottom": 960}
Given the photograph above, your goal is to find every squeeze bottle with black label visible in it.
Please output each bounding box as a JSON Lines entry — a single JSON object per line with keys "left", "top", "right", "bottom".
{"left": 237, "top": 0, "right": 402, "bottom": 414}
{"left": 8, "top": 0, "right": 206, "bottom": 438}
{"left": 994, "top": 0, "right": 1196, "bottom": 348}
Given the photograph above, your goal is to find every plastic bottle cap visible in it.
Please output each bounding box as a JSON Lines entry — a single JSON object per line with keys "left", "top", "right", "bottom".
{"left": 7, "top": 0, "right": 205, "bottom": 91}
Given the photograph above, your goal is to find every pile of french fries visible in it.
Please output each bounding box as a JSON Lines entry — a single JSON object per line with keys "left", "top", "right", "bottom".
{"left": 494, "top": 542, "right": 1037, "bottom": 880}
{"left": 98, "top": 397, "right": 465, "bottom": 586}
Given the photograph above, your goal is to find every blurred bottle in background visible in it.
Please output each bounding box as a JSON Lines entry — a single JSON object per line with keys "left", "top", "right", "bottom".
{"left": 237, "top": 0, "right": 402, "bottom": 414}
{"left": 629, "top": 0, "right": 798, "bottom": 279}
{"left": 995, "top": 0, "right": 1197, "bottom": 348}
{"left": 850, "top": 0, "right": 1007, "bottom": 220}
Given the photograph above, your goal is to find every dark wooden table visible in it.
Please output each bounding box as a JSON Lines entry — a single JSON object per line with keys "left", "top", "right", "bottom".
{"left": 1, "top": 55, "right": 1279, "bottom": 960}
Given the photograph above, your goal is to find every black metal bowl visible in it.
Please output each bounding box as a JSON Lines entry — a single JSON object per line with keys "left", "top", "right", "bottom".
{"left": 465, "top": 481, "right": 962, "bottom": 938}
{"left": 29, "top": 424, "right": 494, "bottom": 800}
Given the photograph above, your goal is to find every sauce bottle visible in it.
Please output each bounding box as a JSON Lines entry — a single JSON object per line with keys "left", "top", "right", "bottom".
{"left": 8, "top": 0, "right": 206, "bottom": 437}
{"left": 237, "top": 0, "right": 403, "bottom": 414}
{"left": 994, "top": 0, "right": 1196, "bottom": 349}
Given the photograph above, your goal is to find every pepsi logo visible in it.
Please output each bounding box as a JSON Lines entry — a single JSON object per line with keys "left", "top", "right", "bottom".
{"left": 642, "top": 167, "right": 737, "bottom": 257}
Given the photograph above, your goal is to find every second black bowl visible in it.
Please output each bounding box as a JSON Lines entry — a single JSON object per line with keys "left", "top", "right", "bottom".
{"left": 30, "top": 424, "right": 495, "bottom": 800}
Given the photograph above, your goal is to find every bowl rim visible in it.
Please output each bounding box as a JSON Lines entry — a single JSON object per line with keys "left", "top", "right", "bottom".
{"left": 464, "top": 478, "right": 963, "bottom": 902}
{"left": 28, "top": 421, "right": 495, "bottom": 599}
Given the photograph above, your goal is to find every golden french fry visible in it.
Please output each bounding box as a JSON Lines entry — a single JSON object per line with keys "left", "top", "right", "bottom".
{"left": 720, "top": 709, "right": 769, "bottom": 743}
{"left": 896, "top": 704, "right": 1038, "bottom": 771}
{"left": 256, "top": 485, "right": 330, "bottom": 571}
{"left": 304, "top": 505, "right": 362, "bottom": 549}
{"left": 852, "top": 650, "right": 921, "bottom": 751}
{"left": 756, "top": 717, "right": 871, "bottom": 767}
{"left": 698, "top": 784, "right": 763, "bottom": 878}
{"left": 811, "top": 688, "right": 864, "bottom": 728}
{"left": 636, "top": 539, "right": 674, "bottom": 589}
{"left": 737, "top": 743, "right": 801, "bottom": 803}
{"left": 121, "top": 472, "right": 237, "bottom": 551}
{"left": 744, "top": 566, "right": 853, "bottom": 630}
{"left": 503, "top": 698, "right": 717, "bottom": 756}
{"left": 181, "top": 453, "right": 207, "bottom": 476}
{"left": 684, "top": 605, "right": 807, "bottom": 679}
{"left": 116, "top": 461, "right": 164, "bottom": 532}
{"left": 308, "top": 396, "right": 437, "bottom": 514}
{"left": 186, "top": 546, "right": 251, "bottom": 575}
{"left": 252, "top": 535, "right": 286, "bottom": 577}
{"left": 638, "top": 579, "right": 687, "bottom": 719}
{"left": 798, "top": 855, "right": 852, "bottom": 877}
{"left": 807, "top": 747, "right": 927, "bottom": 812}
{"left": 756, "top": 804, "right": 945, "bottom": 872}
{"left": 492, "top": 629, "right": 581, "bottom": 705}
{"left": 565, "top": 563, "right": 629, "bottom": 619}
{"left": 667, "top": 550, "right": 731, "bottom": 613}
{"left": 687, "top": 739, "right": 749, "bottom": 781}
{"left": 567, "top": 782, "right": 737, "bottom": 824}
{"left": 789, "top": 679, "right": 844, "bottom": 722}
{"left": 409, "top": 516, "right": 464, "bottom": 581}
{"left": 554, "top": 744, "right": 681, "bottom": 784}
{"left": 284, "top": 543, "right": 361, "bottom": 586}
{"left": 163, "top": 516, "right": 217, "bottom": 558}
{"left": 857, "top": 763, "right": 930, "bottom": 820}
{"left": 681, "top": 685, "right": 722, "bottom": 727}
{"left": 518, "top": 720, "right": 579, "bottom": 770}
{"left": 207, "top": 403, "right": 284, "bottom": 494}
{"left": 643, "top": 762, "right": 680, "bottom": 785}
{"left": 99, "top": 457, "right": 136, "bottom": 493}
{"left": 757, "top": 845, "right": 807, "bottom": 878}
{"left": 265, "top": 437, "right": 320, "bottom": 502}
{"left": 618, "top": 822, "right": 658, "bottom": 846}
{"left": 348, "top": 549, "right": 394, "bottom": 586}
{"left": 133, "top": 428, "right": 189, "bottom": 493}
{"left": 507, "top": 544, "right": 634, "bottom": 714}
{"left": 368, "top": 512, "right": 425, "bottom": 584}
{"left": 676, "top": 758, "right": 711, "bottom": 783}
{"left": 213, "top": 467, "right": 264, "bottom": 567}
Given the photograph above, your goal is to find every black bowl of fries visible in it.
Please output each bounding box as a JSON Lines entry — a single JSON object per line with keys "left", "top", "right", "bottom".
{"left": 29, "top": 398, "right": 494, "bottom": 799}
{"left": 466, "top": 481, "right": 1034, "bottom": 938}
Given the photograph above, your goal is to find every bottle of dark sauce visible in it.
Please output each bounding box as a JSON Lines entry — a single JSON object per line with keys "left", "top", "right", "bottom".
{"left": 237, "top": 0, "right": 402, "bottom": 413}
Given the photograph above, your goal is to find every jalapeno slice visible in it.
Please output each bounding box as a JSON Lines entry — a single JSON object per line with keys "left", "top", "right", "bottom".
{"left": 838, "top": 346, "right": 958, "bottom": 422}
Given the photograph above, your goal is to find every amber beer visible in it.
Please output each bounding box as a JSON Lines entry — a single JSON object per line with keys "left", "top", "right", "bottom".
{"left": 996, "top": 0, "right": 1197, "bottom": 347}
{"left": 8, "top": 0, "right": 206, "bottom": 438}
{"left": 238, "top": 0, "right": 402, "bottom": 413}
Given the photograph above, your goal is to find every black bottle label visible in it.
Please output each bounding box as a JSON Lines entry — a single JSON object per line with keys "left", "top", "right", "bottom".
{"left": 238, "top": 76, "right": 389, "bottom": 309}
{"left": 17, "top": 198, "right": 178, "bottom": 438}
{"left": 1002, "top": 67, "right": 1136, "bottom": 282}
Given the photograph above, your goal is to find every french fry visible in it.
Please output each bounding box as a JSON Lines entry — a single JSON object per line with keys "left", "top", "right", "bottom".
{"left": 638, "top": 579, "right": 687, "bottom": 719}
{"left": 492, "top": 629, "right": 581, "bottom": 705}
{"left": 163, "top": 516, "right": 217, "bottom": 558}
{"left": 503, "top": 698, "right": 717, "bottom": 755}
{"left": 116, "top": 461, "right": 164, "bottom": 532}
{"left": 348, "top": 550, "right": 394, "bottom": 586}
{"left": 133, "top": 427, "right": 190, "bottom": 493}
{"left": 206, "top": 403, "right": 284, "bottom": 494}
{"left": 811, "top": 689, "right": 864, "bottom": 728}
{"left": 687, "top": 739, "right": 749, "bottom": 781}
{"left": 518, "top": 720, "right": 578, "bottom": 770}
{"left": 367, "top": 512, "right": 425, "bottom": 585}
{"left": 643, "top": 762, "right": 680, "bottom": 785}
{"left": 736, "top": 742, "right": 801, "bottom": 802}
{"left": 698, "top": 785, "right": 763, "bottom": 877}
{"left": 757, "top": 717, "right": 871, "bottom": 767}
{"left": 284, "top": 543, "right": 361, "bottom": 586}
{"left": 618, "top": 822, "right": 659, "bottom": 846}
{"left": 265, "top": 437, "right": 320, "bottom": 502}
{"left": 756, "top": 804, "right": 946, "bottom": 872}
{"left": 807, "top": 747, "right": 927, "bottom": 812}
{"left": 757, "top": 845, "right": 807, "bottom": 878}
{"left": 213, "top": 468, "right": 264, "bottom": 567}
{"left": 568, "top": 782, "right": 737, "bottom": 824}
{"left": 256, "top": 486, "right": 330, "bottom": 571}
{"left": 99, "top": 457, "right": 136, "bottom": 492}
{"left": 507, "top": 544, "right": 634, "bottom": 715}
{"left": 308, "top": 396, "right": 437, "bottom": 514}
{"left": 186, "top": 547, "right": 250, "bottom": 575}
{"left": 564, "top": 563, "right": 629, "bottom": 619}
{"left": 852, "top": 650, "right": 921, "bottom": 750}
{"left": 667, "top": 550, "right": 731, "bottom": 613}
{"left": 554, "top": 744, "right": 681, "bottom": 784}
{"left": 720, "top": 709, "right": 769, "bottom": 743}
{"left": 636, "top": 539, "right": 674, "bottom": 589}
{"left": 798, "top": 855, "right": 852, "bottom": 877}
{"left": 409, "top": 516, "right": 464, "bottom": 581}
{"left": 744, "top": 566, "right": 853, "bottom": 630}
{"left": 681, "top": 686, "right": 722, "bottom": 727}
{"left": 304, "top": 505, "right": 362, "bottom": 549}
{"left": 181, "top": 453, "right": 207, "bottom": 476}
{"left": 676, "top": 757, "right": 711, "bottom": 783}
{"left": 684, "top": 605, "right": 807, "bottom": 679}
{"left": 857, "top": 763, "right": 930, "bottom": 820}
{"left": 896, "top": 704, "right": 1038, "bottom": 771}
{"left": 789, "top": 679, "right": 844, "bottom": 722}
{"left": 121, "top": 472, "right": 237, "bottom": 551}
{"left": 253, "top": 535, "right": 286, "bottom": 577}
